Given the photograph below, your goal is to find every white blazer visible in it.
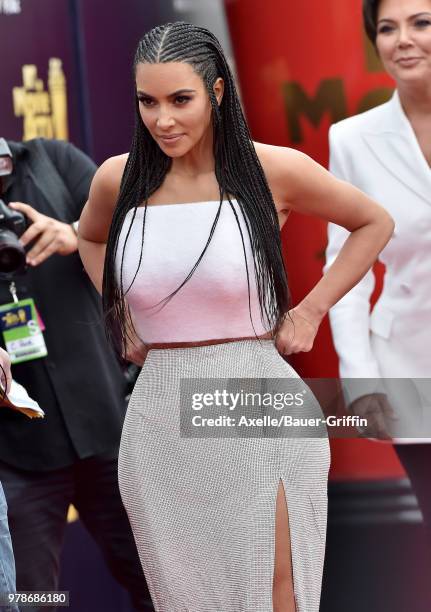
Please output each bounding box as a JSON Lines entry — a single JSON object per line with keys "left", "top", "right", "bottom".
{"left": 325, "top": 90, "right": 431, "bottom": 443}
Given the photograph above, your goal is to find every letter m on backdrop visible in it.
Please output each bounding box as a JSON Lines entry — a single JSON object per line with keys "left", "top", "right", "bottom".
{"left": 283, "top": 79, "right": 346, "bottom": 143}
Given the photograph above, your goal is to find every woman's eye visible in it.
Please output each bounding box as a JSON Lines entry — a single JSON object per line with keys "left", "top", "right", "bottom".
{"left": 415, "top": 19, "right": 431, "bottom": 28}
{"left": 175, "top": 96, "right": 191, "bottom": 105}
{"left": 138, "top": 97, "right": 154, "bottom": 107}
{"left": 378, "top": 25, "right": 394, "bottom": 34}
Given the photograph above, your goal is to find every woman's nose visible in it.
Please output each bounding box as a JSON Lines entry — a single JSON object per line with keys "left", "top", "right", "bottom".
{"left": 397, "top": 25, "right": 414, "bottom": 48}
{"left": 156, "top": 109, "right": 175, "bottom": 129}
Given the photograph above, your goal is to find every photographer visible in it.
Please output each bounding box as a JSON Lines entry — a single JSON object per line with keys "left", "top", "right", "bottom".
{"left": 0, "top": 138, "right": 152, "bottom": 611}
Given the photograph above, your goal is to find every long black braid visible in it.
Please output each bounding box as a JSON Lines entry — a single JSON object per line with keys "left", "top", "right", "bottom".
{"left": 103, "top": 22, "right": 291, "bottom": 358}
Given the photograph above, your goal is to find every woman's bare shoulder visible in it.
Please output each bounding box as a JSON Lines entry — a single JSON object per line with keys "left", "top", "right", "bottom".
{"left": 253, "top": 141, "right": 308, "bottom": 173}
{"left": 80, "top": 154, "right": 129, "bottom": 240}
{"left": 93, "top": 154, "right": 128, "bottom": 192}
{"left": 252, "top": 141, "right": 311, "bottom": 206}
{"left": 87, "top": 153, "right": 129, "bottom": 209}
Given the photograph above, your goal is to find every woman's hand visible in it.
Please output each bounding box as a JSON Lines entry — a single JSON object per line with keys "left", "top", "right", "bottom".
{"left": 275, "top": 303, "right": 322, "bottom": 356}
{"left": 350, "top": 393, "right": 398, "bottom": 440}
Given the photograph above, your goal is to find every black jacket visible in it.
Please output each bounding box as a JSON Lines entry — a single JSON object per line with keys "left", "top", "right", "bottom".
{"left": 0, "top": 139, "right": 127, "bottom": 471}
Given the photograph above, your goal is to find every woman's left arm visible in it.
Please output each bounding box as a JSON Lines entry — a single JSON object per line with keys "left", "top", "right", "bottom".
{"left": 259, "top": 145, "right": 395, "bottom": 355}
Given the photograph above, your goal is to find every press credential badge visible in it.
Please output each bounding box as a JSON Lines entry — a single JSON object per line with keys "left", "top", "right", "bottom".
{"left": 0, "top": 283, "right": 47, "bottom": 364}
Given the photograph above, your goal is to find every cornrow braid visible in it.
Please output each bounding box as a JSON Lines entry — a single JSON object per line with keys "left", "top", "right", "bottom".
{"left": 102, "top": 21, "right": 291, "bottom": 358}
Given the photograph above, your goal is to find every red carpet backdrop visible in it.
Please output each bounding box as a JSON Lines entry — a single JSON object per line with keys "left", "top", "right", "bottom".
{"left": 225, "top": 0, "right": 404, "bottom": 481}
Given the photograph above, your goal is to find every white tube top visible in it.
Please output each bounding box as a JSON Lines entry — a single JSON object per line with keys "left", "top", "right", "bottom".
{"left": 114, "top": 199, "right": 272, "bottom": 343}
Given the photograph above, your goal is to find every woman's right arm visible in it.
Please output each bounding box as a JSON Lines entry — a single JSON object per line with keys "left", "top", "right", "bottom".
{"left": 78, "top": 155, "right": 147, "bottom": 366}
{"left": 78, "top": 156, "right": 125, "bottom": 294}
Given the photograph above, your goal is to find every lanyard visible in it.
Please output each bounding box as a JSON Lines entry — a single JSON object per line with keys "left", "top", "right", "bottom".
{"left": 8, "top": 282, "right": 18, "bottom": 304}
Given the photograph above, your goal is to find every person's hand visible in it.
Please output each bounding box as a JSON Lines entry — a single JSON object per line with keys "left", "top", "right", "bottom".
{"left": 349, "top": 393, "right": 398, "bottom": 440}
{"left": 275, "top": 305, "right": 320, "bottom": 356}
{"left": 9, "top": 201, "right": 78, "bottom": 266}
{"left": 0, "top": 347, "right": 12, "bottom": 396}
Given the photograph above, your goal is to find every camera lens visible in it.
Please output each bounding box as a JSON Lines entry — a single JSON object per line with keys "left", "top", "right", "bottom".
{"left": 0, "top": 245, "right": 26, "bottom": 273}
{"left": 0, "top": 230, "right": 26, "bottom": 275}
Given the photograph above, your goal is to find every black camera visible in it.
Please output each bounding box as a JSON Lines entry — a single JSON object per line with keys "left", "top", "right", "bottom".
{"left": 0, "top": 138, "right": 28, "bottom": 277}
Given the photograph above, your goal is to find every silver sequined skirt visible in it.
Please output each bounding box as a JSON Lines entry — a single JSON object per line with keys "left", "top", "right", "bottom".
{"left": 118, "top": 339, "right": 330, "bottom": 612}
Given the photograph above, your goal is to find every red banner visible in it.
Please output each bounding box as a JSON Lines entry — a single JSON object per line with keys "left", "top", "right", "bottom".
{"left": 225, "top": 0, "right": 404, "bottom": 480}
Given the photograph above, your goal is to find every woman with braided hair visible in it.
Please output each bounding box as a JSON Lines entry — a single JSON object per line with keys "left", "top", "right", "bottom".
{"left": 78, "top": 21, "right": 393, "bottom": 612}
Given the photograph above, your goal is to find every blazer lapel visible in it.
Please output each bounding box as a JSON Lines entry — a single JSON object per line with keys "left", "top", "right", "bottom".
{"left": 361, "top": 91, "right": 431, "bottom": 205}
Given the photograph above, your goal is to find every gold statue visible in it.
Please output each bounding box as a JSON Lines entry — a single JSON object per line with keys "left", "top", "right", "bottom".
{"left": 12, "top": 59, "right": 69, "bottom": 141}
{"left": 48, "top": 59, "right": 68, "bottom": 141}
